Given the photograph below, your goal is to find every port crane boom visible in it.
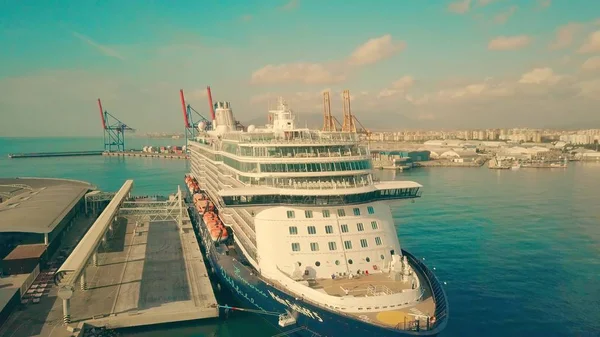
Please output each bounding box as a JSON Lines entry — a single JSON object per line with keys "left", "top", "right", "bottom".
{"left": 98, "top": 99, "right": 134, "bottom": 152}
{"left": 180, "top": 88, "right": 214, "bottom": 146}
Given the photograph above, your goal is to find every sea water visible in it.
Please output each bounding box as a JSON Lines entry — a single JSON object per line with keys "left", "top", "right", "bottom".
{"left": 1, "top": 137, "right": 598, "bottom": 337}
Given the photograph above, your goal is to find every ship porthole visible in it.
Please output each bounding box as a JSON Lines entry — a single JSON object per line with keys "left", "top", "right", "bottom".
{"left": 315, "top": 261, "right": 321, "bottom": 267}
{"left": 380, "top": 254, "right": 385, "bottom": 260}
{"left": 335, "top": 260, "right": 340, "bottom": 265}
{"left": 366, "top": 257, "right": 371, "bottom": 263}
{"left": 348, "top": 259, "right": 353, "bottom": 264}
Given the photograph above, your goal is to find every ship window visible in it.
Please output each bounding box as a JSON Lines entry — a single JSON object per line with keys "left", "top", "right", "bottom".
{"left": 356, "top": 223, "right": 364, "bottom": 231}
{"left": 328, "top": 242, "right": 337, "bottom": 251}
{"left": 335, "top": 260, "right": 340, "bottom": 265}
{"left": 375, "top": 237, "right": 382, "bottom": 246}
{"left": 367, "top": 206, "right": 375, "bottom": 214}
{"left": 353, "top": 208, "right": 361, "bottom": 216}
{"left": 337, "top": 209, "right": 346, "bottom": 217}
{"left": 305, "top": 210, "right": 313, "bottom": 218}
{"left": 371, "top": 221, "right": 378, "bottom": 230}
{"left": 307, "top": 226, "right": 317, "bottom": 235}
{"left": 366, "top": 257, "right": 371, "bottom": 262}
{"left": 310, "top": 242, "right": 319, "bottom": 251}
{"left": 348, "top": 259, "right": 353, "bottom": 264}
{"left": 325, "top": 225, "right": 334, "bottom": 234}
{"left": 344, "top": 240, "right": 352, "bottom": 249}
{"left": 289, "top": 226, "right": 298, "bottom": 235}
{"left": 380, "top": 254, "right": 385, "bottom": 260}
{"left": 322, "top": 210, "right": 330, "bottom": 218}
{"left": 287, "top": 210, "right": 295, "bottom": 218}
{"left": 291, "top": 243, "right": 300, "bottom": 251}
{"left": 315, "top": 261, "right": 321, "bottom": 267}
{"left": 340, "top": 224, "right": 349, "bottom": 233}
{"left": 360, "top": 239, "right": 368, "bottom": 248}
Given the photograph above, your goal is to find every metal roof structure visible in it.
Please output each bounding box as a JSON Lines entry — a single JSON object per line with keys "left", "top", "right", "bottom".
{"left": 0, "top": 178, "right": 94, "bottom": 234}
{"left": 3, "top": 243, "right": 47, "bottom": 260}
{"left": 56, "top": 180, "right": 133, "bottom": 287}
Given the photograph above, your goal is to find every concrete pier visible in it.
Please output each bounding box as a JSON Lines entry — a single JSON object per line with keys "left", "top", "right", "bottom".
{"left": 102, "top": 151, "right": 188, "bottom": 160}
{"left": 8, "top": 151, "right": 104, "bottom": 158}
{"left": 72, "top": 217, "right": 218, "bottom": 329}
{"left": 0, "top": 183, "right": 218, "bottom": 337}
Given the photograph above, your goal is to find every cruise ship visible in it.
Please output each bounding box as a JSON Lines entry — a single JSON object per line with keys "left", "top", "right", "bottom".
{"left": 184, "top": 98, "right": 448, "bottom": 336}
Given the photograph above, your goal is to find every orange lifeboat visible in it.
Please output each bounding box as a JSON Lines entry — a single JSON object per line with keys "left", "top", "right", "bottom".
{"left": 209, "top": 226, "right": 228, "bottom": 241}
{"left": 201, "top": 209, "right": 228, "bottom": 242}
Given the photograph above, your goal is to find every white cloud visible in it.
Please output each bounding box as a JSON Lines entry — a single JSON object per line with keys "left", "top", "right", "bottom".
{"left": 72, "top": 31, "right": 124, "bottom": 60}
{"left": 519, "top": 67, "right": 561, "bottom": 85}
{"left": 392, "top": 76, "right": 415, "bottom": 90}
{"left": 494, "top": 6, "right": 518, "bottom": 25}
{"left": 249, "top": 89, "right": 372, "bottom": 115}
{"left": 488, "top": 35, "right": 532, "bottom": 50}
{"left": 186, "top": 88, "right": 208, "bottom": 100}
{"left": 582, "top": 56, "right": 600, "bottom": 71}
{"left": 399, "top": 68, "right": 567, "bottom": 108}
{"left": 347, "top": 34, "right": 405, "bottom": 66}
{"left": 250, "top": 63, "right": 345, "bottom": 85}
{"left": 578, "top": 30, "right": 600, "bottom": 53}
{"left": 549, "top": 23, "right": 583, "bottom": 50}
{"left": 448, "top": 0, "right": 471, "bottom": 14}
{"left": 477, "top": 0, "right": 496, "bottom": 6}
{"left": 578, "top": 79, "right": 600, "bottom": 99}
{"left": 537, "top": 0, "right": 551, "bottom": 9}
{"left": 279, "top": 0, "right": 299, "bottom": 11}
{"left": 251, "top": 34, "right": 405, "bottom": 85}
{"left": 377, "top": 76, "right": 415, "bottom": 98}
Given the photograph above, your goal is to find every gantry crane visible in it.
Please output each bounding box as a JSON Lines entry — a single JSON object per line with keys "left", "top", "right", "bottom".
{"left": 341, "top": 90, "right": 370, "bottom": 135}
{"left": 180, "top": 87, "right": 214, "bottom": 145}
{"left": 322, "top": 91, "right": 341, "bottom": 132}
{"left": 98, "top": 99, "right": 134, "bottom": 152}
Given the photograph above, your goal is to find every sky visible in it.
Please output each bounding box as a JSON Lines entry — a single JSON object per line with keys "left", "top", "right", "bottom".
{"left": 1, "top": 0, "right": 600, "bottom": 136}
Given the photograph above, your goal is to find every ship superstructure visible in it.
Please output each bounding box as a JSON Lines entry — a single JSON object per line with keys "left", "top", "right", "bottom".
{"left": 186, "top": 98, "right": 448, "bottom": 336}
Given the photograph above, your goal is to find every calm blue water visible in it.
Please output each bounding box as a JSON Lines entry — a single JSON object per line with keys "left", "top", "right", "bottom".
{"left": 1, "top": 137, "right": 599, "bottom": 337}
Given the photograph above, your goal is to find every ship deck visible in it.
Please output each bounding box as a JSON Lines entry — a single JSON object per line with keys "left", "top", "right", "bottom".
{"left": 359, "top": 295, "right": 435, "bottom": 330}
{"left": 308, "top": 269, "right": 436, "bottom": 330}
{"left": 308, "top": 272, "right": 417, "bottom": 297}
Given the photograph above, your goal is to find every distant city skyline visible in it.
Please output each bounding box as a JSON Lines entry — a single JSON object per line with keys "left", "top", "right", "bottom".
{"left": 1, "top": 0, "right": 599, "bottom": 136}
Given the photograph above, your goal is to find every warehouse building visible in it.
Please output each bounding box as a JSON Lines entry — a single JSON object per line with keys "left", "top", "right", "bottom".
{"left": 371, "top": 150, "right": 431, "bottom": 162}
{"left": 0, "top": 177, "right": 94, "bottom": 325}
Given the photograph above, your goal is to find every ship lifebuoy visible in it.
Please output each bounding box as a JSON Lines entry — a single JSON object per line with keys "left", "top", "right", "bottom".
{"left": 373, "top": 265, "right": 378, "bottom": 270}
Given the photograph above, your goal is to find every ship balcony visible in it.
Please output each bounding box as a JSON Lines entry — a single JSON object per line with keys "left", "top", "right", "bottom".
{"left": 220, "top": 130, "right": 360, "bottom": 144}
{"left": 219, "top": 181, "right": 422, "bottom": 207}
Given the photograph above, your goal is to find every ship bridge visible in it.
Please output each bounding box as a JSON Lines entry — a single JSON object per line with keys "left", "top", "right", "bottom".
{"left": 218, "top": 181, "right": 422, "bottom": 207}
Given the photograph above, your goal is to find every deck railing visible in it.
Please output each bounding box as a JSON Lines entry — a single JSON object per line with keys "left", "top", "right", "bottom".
{"left": 401, "top": 249, "right": 448, "bottom": 331}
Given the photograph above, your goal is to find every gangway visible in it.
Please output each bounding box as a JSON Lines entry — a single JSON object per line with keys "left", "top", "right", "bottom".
{"left": 118, "top": 187, "right": 185, "bottom": 225}
{"left": 54, "top": 180, "right": 133, "bottom": 323}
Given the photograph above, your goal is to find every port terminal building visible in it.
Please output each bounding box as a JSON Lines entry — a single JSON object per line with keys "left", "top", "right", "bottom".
{"left": 0, "top": 178, "right": 94, "bottom": 325}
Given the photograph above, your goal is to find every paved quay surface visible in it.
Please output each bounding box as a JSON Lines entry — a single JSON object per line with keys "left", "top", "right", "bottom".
{"left": 0, "top": 216, "right": 218, "bottom": 336}
{"left": 78, "top": 218, "right": 218, "bottom": 329}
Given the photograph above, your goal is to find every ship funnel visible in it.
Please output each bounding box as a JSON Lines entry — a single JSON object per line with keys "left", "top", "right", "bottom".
{"left": 214, "top": 101, "right": 235, "bottom": 134}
